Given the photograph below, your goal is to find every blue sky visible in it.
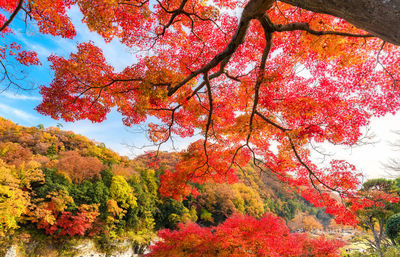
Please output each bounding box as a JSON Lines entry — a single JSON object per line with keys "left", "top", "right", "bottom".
{"left": 1, "top": 5, "right": 400, "bottom": 179}
{"left": 0, "top": 6, "right": 192, "bottom": 157}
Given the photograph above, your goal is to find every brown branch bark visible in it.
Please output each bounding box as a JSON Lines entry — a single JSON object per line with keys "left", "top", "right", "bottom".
{"left": 167, "top": 0, "right": 274, "bottom": 96}
{"left": 0, "top": 0, "right": 24, "bottom": 32}
{"left": 203, "top": 72, "right": 213, "bottom": 164}
{"left": 281, "top": 0, "right": 400, "bottom": 45}
{"left": 272, "top": 22, "right": 374, "bottom": 38}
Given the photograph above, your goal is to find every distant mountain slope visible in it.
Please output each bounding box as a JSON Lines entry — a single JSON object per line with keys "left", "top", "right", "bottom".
{"left": 133, "top": 149, "right": 331, "bottom": 225}
{"left": 0, "top": 117, "right": 330, "bottom": 255}
{"left": 0, "top": 117, "right": 128, "bottom": 166}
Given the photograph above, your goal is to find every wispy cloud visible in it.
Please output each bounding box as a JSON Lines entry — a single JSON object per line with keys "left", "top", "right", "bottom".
{"left": 2, "top": 92, "right": 42, "bottom": 101}
{"left": 0, "top": 103, "right": 37, "bottom": 121}
{"left": 13, "top": 30, "right": 54, "bottom": 58}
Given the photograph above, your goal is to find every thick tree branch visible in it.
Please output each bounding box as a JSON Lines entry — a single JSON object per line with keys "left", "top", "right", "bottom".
{"left": 255, "top": 111, "right": 289, "bottom": 132}
{"left": 281, "top": 0, "right": 400, "bottom": 45}
{"left": 156, "top": 0, "right": 189, "bottom": 36}
{"left": 272, "top": 22, "right": 374, "bottom": 38}
{"left": 202, "top": 73, "right": 214, "bottom": 166}
{"left": 247, "top": 18, "right": 273, "bottom": 143}
{"left": 0, "top": 0, "right": 24, "bottom": 32}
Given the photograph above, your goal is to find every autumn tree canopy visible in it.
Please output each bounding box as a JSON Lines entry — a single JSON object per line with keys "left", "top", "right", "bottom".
{"left": 148, "top": 214, "right": 344, "bottom": 257}
{"left": 2, "top": 0, "right": 400, "bottom": 225}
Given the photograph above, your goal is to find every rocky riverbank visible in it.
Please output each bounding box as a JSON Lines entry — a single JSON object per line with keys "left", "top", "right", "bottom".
{"left": 4, "top": 239, "right": 151, "bottom": 257}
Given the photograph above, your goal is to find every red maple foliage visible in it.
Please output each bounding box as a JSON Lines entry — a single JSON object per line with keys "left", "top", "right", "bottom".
{"left": 36, "top": 202, "right": 100, "bottom": 237}
{"left": 147, "top": 213, "right": 344, "bottom": 257}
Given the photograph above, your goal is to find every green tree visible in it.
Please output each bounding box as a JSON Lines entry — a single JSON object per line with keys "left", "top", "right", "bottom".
{"left": 386, "top": 213, "right": 400, "bottom": 246}
{"left": 33, "top": 168, "right": 72, "bottom": 200}
{"left": 70, "top": 180, "right": 109, "bottom": 210}
{"left": 155, "top": 198, "right": 191, "bottom": 229}
{"left": 127, "top": 168, "right": 158, "bottom": 230}
{"left": 46, "top": 143, "right": 57, "bottom": 157}
{"left": 110, "top": 175, "right": 137, "bottom": 210}
{"left": 100, "top": 169, "right": 114, "bottom": 188}
{"left": 356, "top": 179, "right": 400, "bottom": 257}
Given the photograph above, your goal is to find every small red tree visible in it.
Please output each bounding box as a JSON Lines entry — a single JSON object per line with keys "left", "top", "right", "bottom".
{"left": 55, "top": 204, "right": 100, "bottom": 236}
{"left": 148, "top": 213, "right": 344, "bottom": 257}
{"left": 32, "top": 192, "right": 100, "bottom": 236}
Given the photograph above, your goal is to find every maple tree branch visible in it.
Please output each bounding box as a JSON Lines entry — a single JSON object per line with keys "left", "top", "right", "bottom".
{"left": 71, "top": 77, "right": 147, "bottom": 103}
{"left": 182, "top": 8, "right": 226, "bottom": 36}
{"left": 0, "top": 59, "right": 26, "bottom": 92}
{"left": 151, "top": 0, "right": 227, "bottom": 53}
{"left": 147, "top": 72, "right": 232, "bottom": 156}
{"left": 227, "top": 15, "right": 276, "bottom": 175}
{"left": 159, "top": 109, "right": 176, "bottom": 147}
{"left": 241, "top": 143, "right": 292, "bottom": 187}
{"left": 287, "top": 136, "right": 344, "bottom": 195}
{"left": 272, "top": 22, "right": 374, "bottom": 38}
{"left": 140, "top": 108, "right": 178, "bottom": 154}
{"left": 247, "top": 17, "right": 273, "bottom": 144}
{"left": 167, "top": 0, "right": 274, "bottom": 97}
{"left": 167, "top": 21, "right": 249, "bottom": 96}
{"left": 176, "top": 69, "right": 226, "bottom": 108}
{"left": 247, "top": 145, "right": 266, "bottom": 174}
{"left": 255, "top": 111, "right": 289, "bottom": 132}
{"left": 156, "top": 0, "right": 189, "bottom": 37}
{"left": 223, "top": 72, "right": 241, "bottom": 82}
{"left": 203, "top": 73, "right": 213, "bottom": 164}
{"left": 375, "top": 42, "right": 399, "bottom": 89}
{"left": 255, "top": 110, "right": 356, "bottom": 197}
{"left": 0, "top": 0, "right": 24, "bottom": 32}
{"left": 118, "top": 0, "right": 149, "bottom": 8}
{"left": 145, "top": 70, "right": 229, "bottom": 156}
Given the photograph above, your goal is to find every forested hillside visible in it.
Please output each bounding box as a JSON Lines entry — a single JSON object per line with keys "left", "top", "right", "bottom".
{"left": 0, "top": 117, "right": 331, "bottom": 255}
{"left": 3, "top": 0, "right": 400, "bottom": 255}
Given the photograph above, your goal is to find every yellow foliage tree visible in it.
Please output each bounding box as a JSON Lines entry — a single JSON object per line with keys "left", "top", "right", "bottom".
{"left": 232, "top": 183, "right": 265, "bottom": 218}
{"left": 0, "top": 160, "right": 30, "bottom": 236}
{"left": 303, "top": 215, "right": 323, "bottom": 232}
{"left": 110, "top": 176, "right": 137, "bottom": 210}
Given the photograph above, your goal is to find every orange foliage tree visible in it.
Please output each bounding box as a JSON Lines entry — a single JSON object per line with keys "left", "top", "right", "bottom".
{"left": 0, "top": 142, "right": 33, "bottom": 167}
{"left": 2, "top": 0, "right": 400, "bottom": 226}
{"left": 303, "top": 215, "right": 323, "bottom": 232}
{"left": 56, "top": 151, "right": 105, "bottom": 183}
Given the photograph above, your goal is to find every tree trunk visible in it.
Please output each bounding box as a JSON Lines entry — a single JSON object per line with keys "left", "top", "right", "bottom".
{"left": 370, "top": 221, "right": 384, "bottom": 257}
{"left": 280, "top": 0, "right": 400, "bottom": 46}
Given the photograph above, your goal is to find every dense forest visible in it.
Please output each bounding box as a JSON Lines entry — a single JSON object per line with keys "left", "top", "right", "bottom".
{"left": 0, "top": 117, "right": 342, "bottom": 255}
{"left": 2, "top": 116, "right": 400, "bottom": 256}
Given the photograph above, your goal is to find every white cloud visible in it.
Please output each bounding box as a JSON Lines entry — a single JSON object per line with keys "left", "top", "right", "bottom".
{"left": 62, "top": 119, "right": 121, "bottom": 136}
{"left": 2, "top": 92, "right": 41, "bottom": 101}
{"left": 13, "top": 30, "right": 54, "bottom": 58}
{"left": 0, "top": 103, "right": 37, "bottom": 121}
{"left": 310, "top": 112, "right": 400, "bottom": 179}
